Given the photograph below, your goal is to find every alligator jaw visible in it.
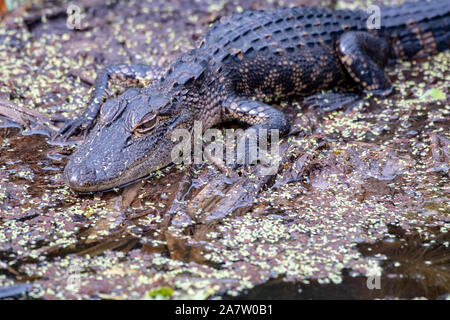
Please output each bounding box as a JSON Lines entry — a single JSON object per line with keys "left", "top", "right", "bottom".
{"left": 64, "top": 141, "right": 172, "bottom": 193}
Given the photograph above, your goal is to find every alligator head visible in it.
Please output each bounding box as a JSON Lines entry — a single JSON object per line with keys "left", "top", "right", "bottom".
{"left": 64, "top": 87, "right": 194, "bottom": 192}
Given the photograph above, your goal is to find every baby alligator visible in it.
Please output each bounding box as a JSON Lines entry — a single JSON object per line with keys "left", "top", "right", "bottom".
{"left": 59, "top": 0, "right": 450, "bottom": 192}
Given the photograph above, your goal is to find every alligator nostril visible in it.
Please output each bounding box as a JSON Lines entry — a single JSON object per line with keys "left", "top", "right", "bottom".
{"left": 65, "top": 165, "right": 97, "bottom": 189}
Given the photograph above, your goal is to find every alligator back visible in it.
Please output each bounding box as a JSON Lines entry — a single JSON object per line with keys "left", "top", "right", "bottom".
{"left": 202, "top": 6, "right": 367, "bottom": 63}
{"left": 197, "top": 6, "right": 370, "bottom": 99}
{"left": 201, "top": 1, "right": 450, "bottom": 64}
{"left": 187, "top": 1, "right": 448, "bottom": 98}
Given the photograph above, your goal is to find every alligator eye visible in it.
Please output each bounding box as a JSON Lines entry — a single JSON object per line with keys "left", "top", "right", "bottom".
{"left": 132, "top": 111, "right": 159, "bottom": 134}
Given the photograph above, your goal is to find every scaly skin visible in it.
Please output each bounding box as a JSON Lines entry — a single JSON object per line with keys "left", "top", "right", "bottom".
{"left": 60, "top": 0, "right": 450, "bottom": 192}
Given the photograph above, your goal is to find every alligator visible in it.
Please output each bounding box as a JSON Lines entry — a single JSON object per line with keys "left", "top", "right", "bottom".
{"left": 58, "top": 0, "right": 450, "bottom": 192}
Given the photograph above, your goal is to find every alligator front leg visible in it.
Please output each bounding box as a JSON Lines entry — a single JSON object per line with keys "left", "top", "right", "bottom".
{"left": 55, "top": 64, "right": 161, "bottom": 140}
{"left": 222, "top": 98, "right": 290, "bottom": 167}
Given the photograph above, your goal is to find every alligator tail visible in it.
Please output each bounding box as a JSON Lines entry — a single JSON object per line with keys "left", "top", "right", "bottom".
{"left": 379, "top": 0, "right": 450, "bottom": 59}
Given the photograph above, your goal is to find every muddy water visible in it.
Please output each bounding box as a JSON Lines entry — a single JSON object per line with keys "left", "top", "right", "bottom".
{"left": 235, "top": 226, "right": 449, "bottom": 300}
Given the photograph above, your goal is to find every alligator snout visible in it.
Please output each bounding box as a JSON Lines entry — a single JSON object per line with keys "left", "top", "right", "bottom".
{"left": 64, "top": 163, "right": 98, "bottom": 192}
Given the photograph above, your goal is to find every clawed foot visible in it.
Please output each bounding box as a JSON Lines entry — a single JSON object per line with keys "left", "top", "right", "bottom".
{"left": 53, "top": 117, "right": 94, "bottom": 141}
{"left": 303, "top": 92, "right": 362, "bottom": 112}
{"left": 204, "top": 139, "right": 280, "bottom": 176}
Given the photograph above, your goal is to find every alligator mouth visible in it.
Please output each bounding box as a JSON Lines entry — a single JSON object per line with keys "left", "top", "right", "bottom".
{"left": 66, "top": 169, "right": 163, "bottom": 194}
{"left": 64, "top": 154, "right": 173, "bottom": 193}
{"left": 64, "top": 171, "right": 128, "bottom": 193}
{"left": 64, "top": 166, "right": 145, "bottom": 193}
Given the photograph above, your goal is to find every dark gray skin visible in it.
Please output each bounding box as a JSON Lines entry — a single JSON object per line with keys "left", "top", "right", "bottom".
{"left": 61, "top": 1, "right": 450, "bottom": 192}
{"left": 65, "top": 88, "right": 196, "bottom": 192}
